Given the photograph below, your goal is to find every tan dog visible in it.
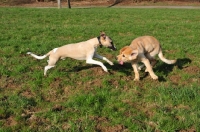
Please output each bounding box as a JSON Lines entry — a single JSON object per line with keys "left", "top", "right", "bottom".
{"left": 117, "top": 36, "right": 176, "bottom": 81}
{"left": 27, "top": 32, "right": 116, "bottom": 76}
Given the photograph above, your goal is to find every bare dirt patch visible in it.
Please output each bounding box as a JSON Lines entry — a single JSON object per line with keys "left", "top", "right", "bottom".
{"left": 0, "top": 76, "right": 21, "bottom": 89}
{"left": 169, "top": 65, "right": 200, "bottom": 86}
{"left": 4, "top": 116, "right": 17, "bottom": 127}
{"left": 169, "top": 75, "right": 182, "bottom": 85}
{"left": 91, "top": 116, "right": 128, "bottom": 132}
{"left": 182, "top": 65, "right": 200, "bottom": 75}
{"left": 21, "top": 89, "right": 36, "bottom": 98}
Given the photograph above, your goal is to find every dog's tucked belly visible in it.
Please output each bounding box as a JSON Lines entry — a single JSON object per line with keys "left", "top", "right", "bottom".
{"left": 68, "top": 56, "right": 87, "bottom": 60}
{"left": 59, "top": 53, "right": 87, "bottom": 60}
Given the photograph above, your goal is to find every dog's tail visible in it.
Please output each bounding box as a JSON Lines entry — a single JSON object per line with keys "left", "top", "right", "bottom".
{"left": 27, "top": 51, "right": 51, "bottom": 60}
{"left": 158, "top": 49, "right": 176, "bottom": 64}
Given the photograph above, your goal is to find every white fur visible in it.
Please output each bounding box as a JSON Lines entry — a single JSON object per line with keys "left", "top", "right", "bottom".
{"left": 53, "top": 48, "right": 58, "bottom": 53}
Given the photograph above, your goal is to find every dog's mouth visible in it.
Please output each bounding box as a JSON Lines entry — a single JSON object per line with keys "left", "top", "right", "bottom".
{"left": 119, "top": 61, "right": 124, "bottom": 65}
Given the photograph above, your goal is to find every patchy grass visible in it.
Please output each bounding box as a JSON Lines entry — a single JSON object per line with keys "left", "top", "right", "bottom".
{"left": 0, "top": 7, "right": 200, "bottom": 131}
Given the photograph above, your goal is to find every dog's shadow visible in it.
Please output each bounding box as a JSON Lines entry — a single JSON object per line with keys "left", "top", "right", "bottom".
{"left": 110, "top": 58, "right": 192, "bottom": 82}
{"left": 63, "top": 58, "right": 191, "bottom": 82}
{"left": 64, "top": 61, "right": 132, "bottom": 74}
{"left": 65, "top": 65, "right": 100, "bottom": 72}
{"left": 109, "top": 62, "right": 133, "bottom": 75}
{"left": 151, "top": 58, "right": 191, "bottom": 81}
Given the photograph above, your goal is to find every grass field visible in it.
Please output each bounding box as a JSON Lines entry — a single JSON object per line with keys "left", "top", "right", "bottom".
{"left": 0, "top": 7, "right": 200, "bottom": 131}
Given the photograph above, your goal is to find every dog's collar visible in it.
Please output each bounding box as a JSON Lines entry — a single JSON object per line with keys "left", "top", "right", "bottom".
{"left": 97, "top": 36, "right": 103, "bottom": 48}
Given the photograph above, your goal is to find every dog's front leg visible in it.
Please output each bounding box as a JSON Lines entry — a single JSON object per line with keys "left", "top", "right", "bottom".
{"left": 93, "top": 53, "right": 114, "bottom": 65}
{"left": 86, "top": 58, "right": 108, "bottom": 72}
{"left": 131, "top": 62, "right": 140, "bottom": 81}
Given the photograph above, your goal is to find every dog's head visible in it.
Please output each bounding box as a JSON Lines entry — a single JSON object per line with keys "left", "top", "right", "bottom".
{"left": 98, "top": 31, "right": 117, "bottom": 51}
{"left": 116, "top": 46, "right": 138, "bottom": 65}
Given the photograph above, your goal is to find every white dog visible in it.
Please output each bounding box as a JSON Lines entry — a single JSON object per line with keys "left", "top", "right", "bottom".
{"left": 27, "top": 32, "right": 116, "bottom": 76}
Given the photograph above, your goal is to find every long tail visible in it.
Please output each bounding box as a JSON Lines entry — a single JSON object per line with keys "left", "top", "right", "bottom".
{"left": 158, "top": 50, "right": 176, "bottom": 64}
{"left": 27, "top": 51, "right": 51, "bottom": 60}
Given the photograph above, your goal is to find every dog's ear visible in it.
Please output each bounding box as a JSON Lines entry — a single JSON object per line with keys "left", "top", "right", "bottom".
{"left": 129, "top": 49, "right": 138, "bottom": 60}
{"left": 120, "top": 46, "right": 129, "bottom": 54}
{"left": 100, "top": 31, "right": 106, "bottom": 39}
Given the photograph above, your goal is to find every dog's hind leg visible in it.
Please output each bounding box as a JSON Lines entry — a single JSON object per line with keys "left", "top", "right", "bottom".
{"left": 141, "top": 58, "right": 158, "bottom": 80}
{"left": 138, "top": 53, "right": 157, "bottom": 72}
{"left": 44, "top": 57, "right": 58, "bottom": 76}
{"left": 86, "top": 58, "right": 108, "bottom": 72}
{"left": 93, "top": 53, "right": 113, "bottom": 65}
{"left": 44, "top": 65, "right": 55, "bottom": 76}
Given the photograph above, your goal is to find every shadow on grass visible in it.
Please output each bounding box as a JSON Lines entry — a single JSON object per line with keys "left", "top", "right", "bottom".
{"left": 60, "top": 58, "right": 191, "bottom": 81}
{"left": 155, "top": 58, "right": 192, "bottom": 81}
{"left": 64, "top": 65, "right": 100, "bottom": 72}
{"left": 109, "top": 58, "right": 192, "bottom": 81}
{"left": 176, "top": 58, "right": 192, "bottom": 69}
{"left": 63, "top": 62, "right": 132, "bottom": 76}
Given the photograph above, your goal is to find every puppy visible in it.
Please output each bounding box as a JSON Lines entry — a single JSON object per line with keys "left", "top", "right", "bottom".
{"left": 117, "top": 36, "right": 176, "bottom": 81}
{"left": 27, "top": 32, "right": 116, "bottom": 76}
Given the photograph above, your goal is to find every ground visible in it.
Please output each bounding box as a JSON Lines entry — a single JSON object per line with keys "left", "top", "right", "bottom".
{"left": 0, "top": 2, "right": 199, "bottom": 131}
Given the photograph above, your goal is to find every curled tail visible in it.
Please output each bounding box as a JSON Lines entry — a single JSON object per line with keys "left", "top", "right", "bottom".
{"left": 27, "top": 51, "right": 51, "bottom": 60}
{"left": 158, "top": 50, "right": 176, "bottom": 64}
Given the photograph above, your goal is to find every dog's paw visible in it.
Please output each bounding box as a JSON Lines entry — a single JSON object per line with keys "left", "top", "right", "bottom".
{"left": 103, "top": 68, "right": 108, "bottom": 72}
{"left": 109, "top": 62, "right": 114, "bottom": 65}
{"left": 134, "top": 78, "right": 140, "bottom": 81}
{"left": 104, "top": 69, "right": 108, "bottom": 72}
{"left": 152, "top": 75, "right": 158, "bottom": 80}
{"left": 27, "top": 52, "right": 31, "bottom": 55}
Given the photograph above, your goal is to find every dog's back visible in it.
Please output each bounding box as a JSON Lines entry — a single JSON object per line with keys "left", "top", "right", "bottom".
{"left": 130, "top": 36, "right": 160, "bottom": 54}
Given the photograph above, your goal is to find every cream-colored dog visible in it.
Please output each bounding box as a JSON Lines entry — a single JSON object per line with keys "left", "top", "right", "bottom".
{"left": 117, "top": 36, "right": 176, "bottom": 81}
{"left": 27, "top": 32, "right": 116, "bottom": 76}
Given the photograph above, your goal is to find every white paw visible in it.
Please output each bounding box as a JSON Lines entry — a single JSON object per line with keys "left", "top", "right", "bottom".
{"left": 103, "top": 67, "right": 108, "bottom": 72}
{"left": 152, "top": 75, "right": 158, "bottom": 80}
{"left": 109, "top": 62, "right": 114, "bottom": 65}
{"left": 27, "top": 52, "right": 31, "bottom": 55}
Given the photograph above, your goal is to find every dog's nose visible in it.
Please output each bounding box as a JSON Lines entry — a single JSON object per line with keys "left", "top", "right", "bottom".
{"left": 110, "top": 46, "right": 117, "bottom": 51}
{"left": 113, "top": 46, "right": 117, "bottom": 51}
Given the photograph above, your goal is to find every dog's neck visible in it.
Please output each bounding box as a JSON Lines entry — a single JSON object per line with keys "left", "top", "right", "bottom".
{"left": 97, "top": 36, "right": 103, "bottom": 48}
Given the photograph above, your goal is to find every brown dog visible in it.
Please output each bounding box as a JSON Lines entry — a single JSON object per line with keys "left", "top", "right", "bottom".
{"left": 116, "top": 36, "right": 176, "bottom": 81}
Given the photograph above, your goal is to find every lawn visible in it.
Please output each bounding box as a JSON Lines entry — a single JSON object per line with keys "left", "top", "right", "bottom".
{"left": 0, "top": 7, "right": 200, "bottom": 131}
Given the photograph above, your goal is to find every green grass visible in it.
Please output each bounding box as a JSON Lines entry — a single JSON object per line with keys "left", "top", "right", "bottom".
{"left": 0, "top": 7, "right": 200, "bottom": 131}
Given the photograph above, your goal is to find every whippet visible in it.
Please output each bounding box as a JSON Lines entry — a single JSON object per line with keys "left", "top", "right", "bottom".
{"left": 27, "top": 32, "right": 117, "bottom": 76}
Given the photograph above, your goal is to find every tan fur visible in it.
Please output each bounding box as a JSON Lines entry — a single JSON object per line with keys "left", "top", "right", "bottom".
{"left": 27, "top": 32, "right": 116, "bottom": 76}
{"left": 117, "top": 36, "right": 176, "bottom": 81}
